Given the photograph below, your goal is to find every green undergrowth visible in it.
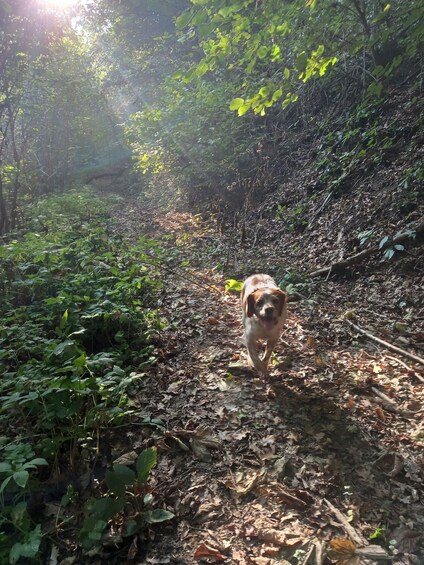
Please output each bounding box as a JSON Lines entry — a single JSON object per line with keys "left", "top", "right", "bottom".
{"left": 0, "top": 188, "right": 169, "bottom": 563}
{"left": 315, "top": 92, "right": 424, "bottom": 202}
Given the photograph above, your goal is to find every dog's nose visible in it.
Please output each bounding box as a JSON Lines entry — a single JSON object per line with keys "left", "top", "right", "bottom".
{"left": 265, "top": 306, "right": 274, "bottom": 315}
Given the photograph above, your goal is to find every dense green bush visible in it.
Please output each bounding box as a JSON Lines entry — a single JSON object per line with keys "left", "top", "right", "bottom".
{"left": 0, "top": 188, "right": 166, "bottom": 562}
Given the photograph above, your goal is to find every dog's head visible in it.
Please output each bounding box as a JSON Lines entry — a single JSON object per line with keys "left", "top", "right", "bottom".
{"left": 245, "top": 288, "right": 287, "bottom": 326}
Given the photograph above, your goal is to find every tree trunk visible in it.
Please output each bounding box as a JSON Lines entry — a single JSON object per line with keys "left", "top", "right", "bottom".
{"left": 0, "top": 175, "right": 10, "bottom": 235}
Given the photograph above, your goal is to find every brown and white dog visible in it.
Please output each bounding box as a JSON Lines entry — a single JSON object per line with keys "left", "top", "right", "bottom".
{"left": 241, "top": 274, "right": 287, "bottom": 376}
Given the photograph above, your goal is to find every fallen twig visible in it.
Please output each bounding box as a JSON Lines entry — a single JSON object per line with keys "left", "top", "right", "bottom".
{"left": 324, "top": 498, "right": 368, "bottom": 546}
{"left": 370, "top": 387, "right": 414, "bottom": 418}
{"left": 371, "top": 386, "right": 398, "bottom": 407}
{"left": 345, "top": 319, "right": 424, "bottom": 366}
{"left": 385, "top": 355, "right": 424, "bottom": 383}
{"left": 267, "top": 482, "right": 308, "bottom": 509}
{"left": 302, "top": 542, "right": 316, "bottom": 565}
{"left": 309, "top": 217, "right": 424, "bottom": 277}
{"left": 315, "top": 540, "right": 324, "bottom": 565}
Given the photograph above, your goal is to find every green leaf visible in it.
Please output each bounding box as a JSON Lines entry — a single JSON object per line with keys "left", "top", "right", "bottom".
{"left": 105, "top": 464, "right": 136, "bottom": 497}
{"left": 394, "top": 244, "right": 404, "bottom": 251}
{"left": 192, "top": 10, "right": 207, "bottom": 25}
{"left": 383, "top": 248, "right": 395, "bottom": 260}
{"left": 257, "top": 45, "right": 268, "bottom": 59}
{"left": 369, "top": 527, "right": 384, "bottom": 540}
{"left": 26, "top": 457, "right": 48, "bottom": 467}
{"left": 0, "top": 475, "right": 13, "bottom": 494}
{"left": 90, "top": 497, "right": 125, "bottom": 521}
{"left": 316, "top": 44, "right": 325, "bottom": 56}
{"left": 144, "top": 493, "right": 154, "bottom": 505}
{"left": 196, "top": 61, "right": 209, "bottom": 77}
{"left": 295, "top": 51, "right": 308, "bottom": 72}
{"left": 123, "top": 518, "right": 139, "bottom": 537}
{"left": 52, "top": 339, "right": 75, "bottom": 356}
{"left": 175, "top": 11, "right": 192, "bottom": 29}
{"left": 74, "top": 353, "right": 87, "bottom": 367}
{"left": 11, "top": 502, "right": 30, "bottom": 530}
{"left": 142, "top": 509, "right": 175, "bottom": 524}
{"left": 246, "top": 57, "right": 256, "bottom": 73}
{"left": 271, "top": 45, "right": 281, "bottom": 60}
{"left": 59, "top": 309, "right": 69, "bottom": 330}
{"left": 379, "top": 235, "right": 389, "bottom": 249}
{"left": 13, "top": 470, "right": 29, "bottom": 488}
{"left": 225, "top": 279, "right": 243, "bottom": 293}
{"left": 218, "top": 6, "right": 233, "bottom": 17}
{"left": 284, "top": 67, "right": 290, "bottom": 79}
{"left": 229, "top": 97, "right": 244, "bottom": 110}
{"left": 198, "top": 22, "right": 215, "bottom": 37}
{"left": 272, "top": 88, "right": 283, "bottom": 101}
{"left": 136, "top": 447, "right": 157, "bottom": 484}
{"left": 238, "top": 103, "right": 251, "bottom": 116}
{"left": 0, "top": 462, "right": 12, "bottom": 473}
{"left": 9, "top": 525, "right": 42, "bottom": 564}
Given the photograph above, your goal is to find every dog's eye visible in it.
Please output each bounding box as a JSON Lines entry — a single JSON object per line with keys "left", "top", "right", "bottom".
{"left": 256, "top": 298, "right": 264, "bottom": 307}
{"left": 270, "top": 295, "right": 280, "bottom": 303}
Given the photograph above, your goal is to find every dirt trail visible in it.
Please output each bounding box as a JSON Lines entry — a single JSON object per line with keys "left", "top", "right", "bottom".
{"left": 110, "top": 201, "right": 424, "bottom": 564}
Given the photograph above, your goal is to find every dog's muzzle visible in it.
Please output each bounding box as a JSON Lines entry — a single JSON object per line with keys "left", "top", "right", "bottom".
{"left": 260, "top": 315, "right": 278, "bottom": 331}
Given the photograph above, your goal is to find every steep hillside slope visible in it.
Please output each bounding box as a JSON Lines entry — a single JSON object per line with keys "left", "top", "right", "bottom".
{"left": 217, "top": 85, "right": 423, "bottom": 362}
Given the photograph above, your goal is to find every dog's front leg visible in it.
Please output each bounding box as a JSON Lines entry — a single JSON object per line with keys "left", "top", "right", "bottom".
{"left": 262, "top": 338, "right": 278, "bottom": 370}
{"left": 246, "top": 340, "right": 268, "bottom": 376}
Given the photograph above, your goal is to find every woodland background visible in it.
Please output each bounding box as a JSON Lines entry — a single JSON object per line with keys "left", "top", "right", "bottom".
{"left": 0, "top": 0, "right": 423, "bottom": 563}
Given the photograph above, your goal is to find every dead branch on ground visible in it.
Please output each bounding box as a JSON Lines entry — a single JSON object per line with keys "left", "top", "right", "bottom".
{"left": 346, "top": 319, "right": 424, "bottom": 366}
{"left": 309, "top": 217, "right": 424, "bottom": 278}
{"left": 324, "top": 498, "right": 368, "bottom": 546}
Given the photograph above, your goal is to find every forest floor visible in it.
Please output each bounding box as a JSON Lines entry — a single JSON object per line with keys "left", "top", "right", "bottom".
{"left": 104, "top": 196, "right": 424, "bottom": 565}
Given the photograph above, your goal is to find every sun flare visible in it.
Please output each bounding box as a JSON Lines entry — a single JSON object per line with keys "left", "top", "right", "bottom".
{"left": 42, "top": 0, "right": 80, "bottom": 10}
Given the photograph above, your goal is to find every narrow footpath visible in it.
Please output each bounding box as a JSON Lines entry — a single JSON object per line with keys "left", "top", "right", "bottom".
{"left": 109, "top": 200, "right": 424, "bottom": 565}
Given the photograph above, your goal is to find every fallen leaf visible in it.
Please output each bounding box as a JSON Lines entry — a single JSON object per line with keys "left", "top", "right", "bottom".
{"left": 262, "top": 545, "right": 281, "bottom": 556}
{"left": 254, "top": 528, "right": 303, "bottom": 548}
{"left": 315, "top": 354, "right": 327, "bottom": 368}
{"left": 307, "top": 336, "right": 316, "bottom": 348}
{"left": 327, "top": 538, "right": 358, "bottom": 565}
{"left": 191, "top": 436, "right": 219, "bottom": 462}
{"left": 194, "top": 543, "right": 226, "bottom": 561}
{"left": 374, "top": 406, "right": 386, "bottom": 421}
{"left": 208, "top": 317, "right": 220, "bottom": 325}
{"left": 233, "top": 469, "right": 266, "bottom": 498}
{"left": 113, "top": 450, "right": 138, "bottom": 465}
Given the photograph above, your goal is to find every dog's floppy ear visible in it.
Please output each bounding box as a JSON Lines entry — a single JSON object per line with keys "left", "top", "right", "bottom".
{"left": 246, "top": 293, "right": 256, "bottom": 318}
{"left": 277, "top": 289, "right": 287, "bottom": 302}
{"left": 275, "top": 289, "right": 287, "bottom": 313}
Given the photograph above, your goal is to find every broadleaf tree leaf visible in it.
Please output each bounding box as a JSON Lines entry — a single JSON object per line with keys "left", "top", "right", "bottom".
{"left": 175, "top": 11, "right": 192, "bottom": 29}
{"left": 105, "top": 464, "right": 136, "bottom": 497}
{"left": 238, "top": 103, "right": 251, "bottom": 116}
{"left": 90, "top": 497, "right": 125, "bottom": 521}
{"left": 136, "top": 446, "right": 157, "bottom": 484}
{"left": 142, "top": 509, "right": 175, "bottom": 524}
{"left": 229, "top": 98, "right": 244, "bottom": 110}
